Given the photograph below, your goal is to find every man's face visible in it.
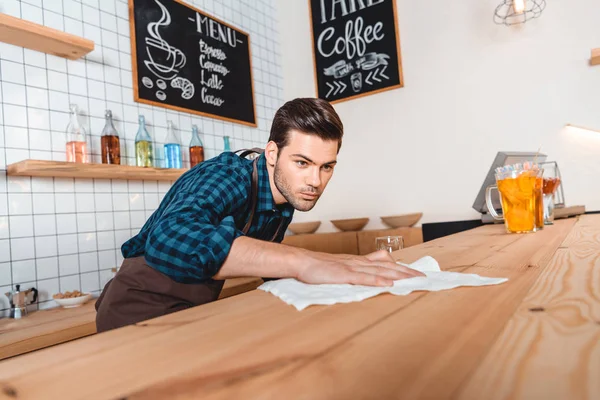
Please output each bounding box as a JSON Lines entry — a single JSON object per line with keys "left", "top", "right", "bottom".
{"left": 269, "top": 130, "right": 338, "bottom": 212}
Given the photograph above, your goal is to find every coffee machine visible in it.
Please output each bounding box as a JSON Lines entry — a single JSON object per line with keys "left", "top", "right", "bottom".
{"left": 5, "top": 285, "right": 38, "bottom": 319}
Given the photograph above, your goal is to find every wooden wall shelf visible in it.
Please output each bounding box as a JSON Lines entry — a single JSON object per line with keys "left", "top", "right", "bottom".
{"left": 591, "top": 48, "right": 600, "bottom": 66}
{"left": 7, "top": 160, "right": 186, "bottom": 181}
{"left": 0, "top": 13, "right": 94, "bottom": 60}
{"left": 566, "top": 123, "right": 600, "bottom": 134}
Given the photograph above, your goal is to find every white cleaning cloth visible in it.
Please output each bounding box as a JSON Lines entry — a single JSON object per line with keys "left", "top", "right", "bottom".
{"left": 258, "top": 256, "right": 508, "bottom": 311}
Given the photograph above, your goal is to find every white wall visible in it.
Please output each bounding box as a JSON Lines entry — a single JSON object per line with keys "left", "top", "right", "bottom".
{"left": 276, "top": 0, "right": 600, "bottom": 232}
{"left": 0, "top": 0, "right": 283, "bottom": 313}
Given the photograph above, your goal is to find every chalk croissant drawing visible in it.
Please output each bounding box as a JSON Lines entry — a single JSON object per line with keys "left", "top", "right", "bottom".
{"left": 171, "top": 77, "right": 195, "bottom": 100}
{"left": 143, "top": 0, "right": 187, "bottom": 81}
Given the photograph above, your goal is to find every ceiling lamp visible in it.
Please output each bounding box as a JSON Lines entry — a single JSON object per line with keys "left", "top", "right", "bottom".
{"left": 494, "top": 0, "right": 546, "bottom": 26}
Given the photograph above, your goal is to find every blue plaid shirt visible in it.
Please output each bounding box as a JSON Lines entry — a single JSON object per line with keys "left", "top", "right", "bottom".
{"left": 121, "top": 152, "right": 295, "bottom": 283}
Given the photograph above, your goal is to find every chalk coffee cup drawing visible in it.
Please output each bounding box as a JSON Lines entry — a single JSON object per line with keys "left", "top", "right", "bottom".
{"left": 351, "top": 72, "right": 363, "bottom": 92}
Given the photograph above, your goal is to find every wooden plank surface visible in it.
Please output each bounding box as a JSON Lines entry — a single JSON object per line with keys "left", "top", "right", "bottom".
{"left": 554, "top": 204, "right": 586, "bottom": 219}
{"left": 0, "top": 13, "right": 94, "bottom": 59}
{"left": 0, "top": 277, "right": 262, "bottom": 361}
{"left": 219, "top": 277, "right": 263, "bottom": 299}
{"left": 0, "top": 302, "right": 96, "bottom": 361}
{"left": 591, "top": 48, "right": 600, "bottom": 66}
{"left": 182, "top": 220, "right": 577, "bottom": 400}
{"left": 282, "top": 231, "right": 359, "bottom": 254}
{"left": 0, "top": 219, "right": 594, "bottom": 400}
{"left": 7, "top": 160, "right": 185, "bottom": 181}
{"left": 456, "top": 215, "right": 600, "bottom": 400}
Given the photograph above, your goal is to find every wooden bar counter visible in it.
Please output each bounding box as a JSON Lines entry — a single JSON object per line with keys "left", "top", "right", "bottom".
{"left": 0, "top": 277, "right": 263, "bottom": 361}
{"left": 0, "top": 216, "right": 597, "bottom": 399}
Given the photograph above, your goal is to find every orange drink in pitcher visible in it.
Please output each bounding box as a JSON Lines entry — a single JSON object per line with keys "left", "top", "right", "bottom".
{"left": 485, "top": 164, "right": 544, "bottom": 234}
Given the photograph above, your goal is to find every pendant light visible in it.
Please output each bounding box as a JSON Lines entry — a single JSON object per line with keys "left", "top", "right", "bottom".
{"left": 494, "top": 0, "right": 546, "bottom": 26}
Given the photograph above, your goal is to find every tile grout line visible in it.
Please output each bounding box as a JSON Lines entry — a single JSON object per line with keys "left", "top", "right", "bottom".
{"left": 20, "top": 0, "right": 33, "bottom": 307}
{"left": 71, "top": 0, "right": 85, "bottom": 296}
{"left": 0, "top": 40, "right": 17, "bottom": 314}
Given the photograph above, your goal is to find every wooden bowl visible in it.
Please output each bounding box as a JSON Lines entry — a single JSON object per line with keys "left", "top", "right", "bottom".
{"left": 380, "top": 213, "right": 423, "bottom": 228}
{"left": 330, "top": 218, "right": 369, "bottom": 232}
{"left": 287, "top": 221, "right": 321, "bottom": 235}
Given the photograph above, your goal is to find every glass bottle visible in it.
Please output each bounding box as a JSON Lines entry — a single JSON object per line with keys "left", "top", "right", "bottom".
{"left": 223, "top": 135, "right": 231, "bottom": 152}
{"left": 189, "top": 124, "right": 204, "bottom": 168}
{"left": 134, "top": 115, "right": 153, "bottom": 167}
{"left": 101, "top": 110, "right": 120, "bottom": 165}
{"left": 65, "top": 104, "right": 88, "bottom": 163}
{"left": 164, "top": 120, "right": 182, "bottom": 169}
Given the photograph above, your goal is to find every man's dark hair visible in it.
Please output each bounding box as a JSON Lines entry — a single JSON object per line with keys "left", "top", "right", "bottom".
{"left": 268, "top": 98, "right": 343, "bottom": 152}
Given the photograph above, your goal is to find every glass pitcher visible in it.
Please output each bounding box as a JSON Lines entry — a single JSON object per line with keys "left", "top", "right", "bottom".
{"left": 485, "top": 166, "right": 544, "bottom": 234}
{"left": 540, "top": 162, "right": 562, "bottom": 225}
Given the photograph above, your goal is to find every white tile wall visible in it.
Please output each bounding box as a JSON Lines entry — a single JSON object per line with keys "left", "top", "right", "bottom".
{"left": 0, "top": 0, "right": 283, "bottom": 313}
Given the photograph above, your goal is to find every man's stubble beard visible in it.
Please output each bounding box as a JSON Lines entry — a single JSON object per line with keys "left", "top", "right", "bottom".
{"left": 273, "top": 158, "right": 320, "bottom": 212}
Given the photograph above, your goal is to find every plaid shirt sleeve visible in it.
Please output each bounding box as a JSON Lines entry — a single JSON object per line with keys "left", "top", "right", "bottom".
{"left": 143, "top": 165, "right": 249, "bottom": 282}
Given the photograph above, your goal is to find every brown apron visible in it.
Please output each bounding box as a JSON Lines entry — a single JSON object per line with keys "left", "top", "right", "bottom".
{"left": 95, "top": 149, "right": 285, "bottom": 333}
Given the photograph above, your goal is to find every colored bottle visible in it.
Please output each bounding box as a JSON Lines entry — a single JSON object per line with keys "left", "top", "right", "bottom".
{"left": 163, "top": 120, "right": 182, "bottom": 169}
{"left": 65, "top": 104, "right": 88, "bottom": 163}
{"left": 101, "top": 110, "right": 120, "bottom": 165}
{"left": 134, "top": 115, "right": 153, "bottom": 167}
{"left": 223, "top": 135, "right": 231, "bottom": 152}
{"left": 189, "top": 124, "right": 204, "bottom": 168}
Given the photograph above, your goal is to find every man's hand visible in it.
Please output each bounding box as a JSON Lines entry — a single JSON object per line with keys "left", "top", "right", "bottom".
{"left": 296, "top": 250, "right": 425, "bottom": 287}
{"left": 364, "top": 249, "right": 398, "bottom": 263}
{"left": 215, "top": 237, "right": 424, "bottom": 287}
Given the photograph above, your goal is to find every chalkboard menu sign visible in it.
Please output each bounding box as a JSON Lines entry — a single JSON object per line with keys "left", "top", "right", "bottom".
{"left": 308, "top": 0, "right": 404, "bottom": 103}
{"left": 129, "top": 0, "right": 256, "bottom": 126}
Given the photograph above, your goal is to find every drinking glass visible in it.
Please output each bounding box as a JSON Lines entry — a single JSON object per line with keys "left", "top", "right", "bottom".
{"left": 375, "top": 236, "right": 404, "bottom": 253}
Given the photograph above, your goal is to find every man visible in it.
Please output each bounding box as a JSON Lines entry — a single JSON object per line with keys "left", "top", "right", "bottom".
{"left": 95, "top": 98, "right": 422, "bottom": 332}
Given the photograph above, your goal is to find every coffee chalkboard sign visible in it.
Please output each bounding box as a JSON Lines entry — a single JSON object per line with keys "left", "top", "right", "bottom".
{"left": 308, "top": 0, "right": 404, "bottom": 103}
{"left": 129, "top": 0, "right": 256, "bottom": 126}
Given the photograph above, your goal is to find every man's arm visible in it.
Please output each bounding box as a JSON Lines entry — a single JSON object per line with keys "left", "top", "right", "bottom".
{"left": 143, "top": 164, "right": 250, "bottom": 282}
{"left": 143, "top": 160, "right": 422, "bottom": 286}
{"left": 214, "top": 237, "right": 423, "bottom": 286}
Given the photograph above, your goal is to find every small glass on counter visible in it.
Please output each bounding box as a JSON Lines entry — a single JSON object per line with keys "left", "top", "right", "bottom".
{"left": 375, "top": 236, "right": 404, "bottom": 253}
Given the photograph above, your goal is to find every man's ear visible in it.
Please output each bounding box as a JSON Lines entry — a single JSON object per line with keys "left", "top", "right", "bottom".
{"left": 265, "top": 141, "right": 279, "bottom": 167}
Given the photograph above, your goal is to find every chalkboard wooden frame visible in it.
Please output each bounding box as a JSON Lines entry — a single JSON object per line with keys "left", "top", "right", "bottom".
{"left": 307, "top": 0, "right": 404, "bottom": 104}
{"left": 128, "top": 0, "right": 257, "bottom": 127}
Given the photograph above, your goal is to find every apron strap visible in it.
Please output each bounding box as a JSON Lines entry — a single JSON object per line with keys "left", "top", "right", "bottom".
{"left": 234, "top": 147, "right": 264, "bottom": 159}
{"left": 240, "top": 149, "right": 285, "bottom": 242}
{"left": 242, "top": 158, "right": 259, "bottom": 235}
